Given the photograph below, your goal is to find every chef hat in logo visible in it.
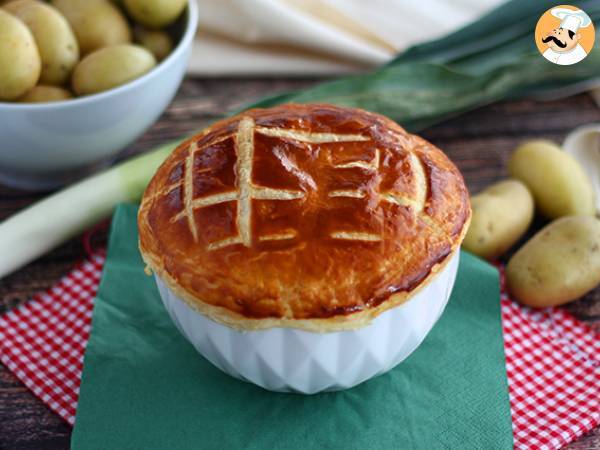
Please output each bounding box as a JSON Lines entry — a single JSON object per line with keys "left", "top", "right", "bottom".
{"left": 551, "top": 7, "right": 592, "bottom": 33}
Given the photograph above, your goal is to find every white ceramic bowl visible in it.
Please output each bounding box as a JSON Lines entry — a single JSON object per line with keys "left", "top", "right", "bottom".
{"left": 563, "top": 124, "right": 600, "bottom": 215}
{"left": 0, "top": 0, "right": 199, "bottom": 191}
{"left": 155, "top": 251, "right": 460, "bottom": 394}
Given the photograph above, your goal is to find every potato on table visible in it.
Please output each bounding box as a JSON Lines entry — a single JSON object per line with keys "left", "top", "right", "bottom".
{"left": 508, "top": 140, "right": 595, "bottom": 218}
{"left": 0, "top": 9, "right": 41, "bottom": 100}
{"left": 3, "top": 0, "right": 79, "bottom": 86}
{"left": 506, "top": 216, "right": 600, "bottom": 308}
{"left": 463, "top": 179, "right": 534, "bottom": 260}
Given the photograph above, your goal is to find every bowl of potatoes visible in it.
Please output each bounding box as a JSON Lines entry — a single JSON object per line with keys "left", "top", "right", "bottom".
{"left": 0, "top": 0, "right": 199, "bottom": 190}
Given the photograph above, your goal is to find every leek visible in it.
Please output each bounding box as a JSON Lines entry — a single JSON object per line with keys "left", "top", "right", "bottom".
{"left": 0, "top": 143, "right": 175, "bottom": 278}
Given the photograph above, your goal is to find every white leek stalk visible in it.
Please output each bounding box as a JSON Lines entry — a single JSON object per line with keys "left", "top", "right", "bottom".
{"left": 0, "top": 142, "right": 178, "bottom": 278}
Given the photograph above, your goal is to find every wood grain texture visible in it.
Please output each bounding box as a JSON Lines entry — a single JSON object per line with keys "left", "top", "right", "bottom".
{"left": 0, "top": 77, "right": 598, "bottom": 449}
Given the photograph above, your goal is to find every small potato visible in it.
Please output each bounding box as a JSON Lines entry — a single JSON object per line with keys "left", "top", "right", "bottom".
{"left": 463, "top": 179, "right": 534, "bottom": 260}
{"left": 3, "top": 0, "right": 79, "bottom": 86}
{"left": 0, "top": 9, "right": 40, "bottom": 100}
{"left": 508, "top": 140, "right": 595, "bottom": 219}
{"left": 19, "top": 85, "right": 72, "bottom": 102}
{"left": 134, "top": 27, "right": 173, "bottom": 61}
{"left": 72, "top": 44, "right": 156, "bottom": 95}
{"left": 51, "top": 0, "right": 131, "bottom": 55}
{"left": 506, "top": 216, "right": 600, "bottom": 308}
{"left": 124, "top": 0, "right": 186, "bottom": 28}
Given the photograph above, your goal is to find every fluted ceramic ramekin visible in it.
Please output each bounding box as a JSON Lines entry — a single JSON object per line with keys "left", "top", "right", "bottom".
{"left": 154, "top": 251, "right": 459, "bottom": 394}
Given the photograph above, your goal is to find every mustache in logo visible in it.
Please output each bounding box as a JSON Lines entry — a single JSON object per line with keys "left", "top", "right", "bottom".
{"left": 542, "top": 35, "right": 567, "bottom": 48}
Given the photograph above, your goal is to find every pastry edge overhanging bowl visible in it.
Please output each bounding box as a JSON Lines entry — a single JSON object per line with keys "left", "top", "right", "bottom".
{"left": 138, "top": 103, "right": 471, "bottom": 392}
{"left": 143, "top": 234, "right": 465, "bottom": 333}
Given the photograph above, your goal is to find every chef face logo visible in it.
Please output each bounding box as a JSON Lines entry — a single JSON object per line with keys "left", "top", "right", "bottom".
{"left": 542, "top": 27, "right": 579, "bottom": 52}
{"left": 535, "top": 5, "right": 595, "bottom": 65}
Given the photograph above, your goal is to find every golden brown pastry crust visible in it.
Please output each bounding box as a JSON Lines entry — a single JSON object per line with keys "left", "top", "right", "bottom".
{"left": 138, "top": 104, "right": 471, "bottom": 331}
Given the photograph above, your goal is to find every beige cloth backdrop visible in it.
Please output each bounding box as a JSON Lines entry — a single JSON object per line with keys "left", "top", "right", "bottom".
{"left": 189, "top": 0, "right": 506, "bottom": 76}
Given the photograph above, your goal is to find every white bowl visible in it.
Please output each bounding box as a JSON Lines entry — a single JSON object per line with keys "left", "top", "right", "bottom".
{"left": 563, "top": 124, "right": 600, "bottom": 215}
{"left": 0, "top": 0, "right": 199, "bottom": 191}
{"left": 155, "top": 251, "right": 460, "bottom": 394}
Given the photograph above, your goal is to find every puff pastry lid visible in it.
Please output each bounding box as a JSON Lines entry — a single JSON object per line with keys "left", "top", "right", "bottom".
{"left": 138, "top": 104, "right": 471, "bottom": 331}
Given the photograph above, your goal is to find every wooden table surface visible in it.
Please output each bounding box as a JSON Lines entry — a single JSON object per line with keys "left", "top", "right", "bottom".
{"left": 0, "top": 77, "right": 599, "bottom": 449}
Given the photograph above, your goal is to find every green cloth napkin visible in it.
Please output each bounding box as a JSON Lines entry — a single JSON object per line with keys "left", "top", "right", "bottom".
{"left": 72, "top": 204, "right": 513, "bottom": 449}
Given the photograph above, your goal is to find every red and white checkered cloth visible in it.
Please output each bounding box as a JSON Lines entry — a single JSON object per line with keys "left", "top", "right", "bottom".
{"left": 0, "top": 252, "right": 105, "bottom": 425}
{"left": 0, "top": 251, "right": 599, "bottom": 449}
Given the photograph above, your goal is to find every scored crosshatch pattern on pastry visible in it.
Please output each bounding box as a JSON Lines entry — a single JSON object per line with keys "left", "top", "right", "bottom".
{"left": 326, "top": 144, "right": 445, "bottom": 243}
{"left": 157, "top": 115, "right": 443, "bottom": 249}
{"left": 162, "top": 117, "right": 352, "bottom": 247}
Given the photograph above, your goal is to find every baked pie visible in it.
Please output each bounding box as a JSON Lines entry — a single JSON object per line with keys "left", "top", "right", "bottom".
{"left": 138, "top": 103, "right": 470, "bottom": 333}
